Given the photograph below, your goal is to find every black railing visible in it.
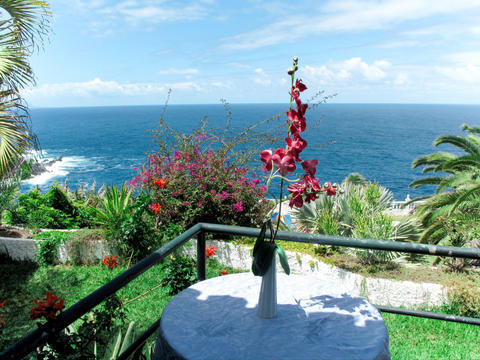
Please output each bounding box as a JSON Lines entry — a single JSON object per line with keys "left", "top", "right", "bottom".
{"left": 2, "top": 222, "right": 480, "bottom": 359}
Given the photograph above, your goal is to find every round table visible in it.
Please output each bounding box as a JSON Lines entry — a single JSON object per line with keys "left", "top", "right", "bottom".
{"left": 155, "top": 273, "right": 390, "bottom": 360}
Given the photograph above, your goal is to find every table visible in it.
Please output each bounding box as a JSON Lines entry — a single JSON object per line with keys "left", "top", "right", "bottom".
{"left": 155, "top": 273, "right": 391, "bottom": 360}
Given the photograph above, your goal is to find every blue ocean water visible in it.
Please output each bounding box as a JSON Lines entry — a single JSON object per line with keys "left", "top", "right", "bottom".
{"left": 24, "top": 103, "right": 480, "bottom": 201}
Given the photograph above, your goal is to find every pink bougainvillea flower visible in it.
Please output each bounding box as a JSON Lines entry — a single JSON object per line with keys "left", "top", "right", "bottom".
{"left": 260, "top": 150, "right": 273, "bottom": 171}
{"left": 272, "top": 148, "right": 296, "bottom": 175}
{"left": 30, "top": 292, "right": 65, "bottom": 321}
{"left": 233, "top": 201, "right": 244, "bottom": 213}
{"left": 301, "top": 159, "right": 318, "bottom": 176}
{"left": 285, "top": 135, "right": 307, "bottom": 161}
{"left": 173, "top": 150, "right": 181, "bottom": 160}
{"left": 206, "top": 244, "right": 217, "bottom": 257}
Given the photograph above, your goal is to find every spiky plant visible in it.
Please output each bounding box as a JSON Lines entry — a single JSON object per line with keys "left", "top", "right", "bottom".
{"left": 293, "top": 175, "right": 420, "bottom": 265}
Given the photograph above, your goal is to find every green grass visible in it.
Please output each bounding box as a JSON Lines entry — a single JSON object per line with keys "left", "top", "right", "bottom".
{"left": 2, "top": 257, "right": 480, "bottom": 359}
{"left": 384, "top": 312, "right": 480, "bottom": 359}
{"left": 0, "top": 253, "right": 238, "bottom": 352}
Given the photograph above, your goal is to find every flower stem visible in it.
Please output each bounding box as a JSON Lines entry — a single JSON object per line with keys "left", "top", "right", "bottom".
{"left": 273, "top": 62, "right": 297, "bottom": 241}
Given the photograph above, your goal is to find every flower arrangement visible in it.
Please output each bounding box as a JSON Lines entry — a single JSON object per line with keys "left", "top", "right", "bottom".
{"left": 253, "top": 57, "right": 334, "bottom": 276}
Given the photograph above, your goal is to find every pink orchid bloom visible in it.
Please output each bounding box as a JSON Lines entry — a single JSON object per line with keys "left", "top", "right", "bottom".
{"left": 272, "top": 148, "right": 296, "bottom": 175}
{"left": 285, "top": 136, "right": 307, "bottom": 161}
{"left": 301, "top": 159, "right": 318, "bottom": 176}
{"left": 260, "top": 150, "right": 273, "bottom": 171}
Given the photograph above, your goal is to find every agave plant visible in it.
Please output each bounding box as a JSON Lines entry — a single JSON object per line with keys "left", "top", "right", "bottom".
{"left": 410, "top": 124, "right": 480, "bottom": 244}
{"left": 96, "top": 185, "right": 133, "bottom": 240}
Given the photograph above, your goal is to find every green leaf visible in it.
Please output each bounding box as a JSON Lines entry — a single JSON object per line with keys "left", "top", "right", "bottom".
{"left": 252, "top": 241, "right": 276, "bottom": 276}
{"left": 275, "top": 245, "right": 290, "bottom": 275}
{"left": 252, "top": 220, "right": 268, "bottom": 257}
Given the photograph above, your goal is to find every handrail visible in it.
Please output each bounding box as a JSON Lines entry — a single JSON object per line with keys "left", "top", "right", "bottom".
{"left": 2, "top": 222, "right": 480, "bottom": 359}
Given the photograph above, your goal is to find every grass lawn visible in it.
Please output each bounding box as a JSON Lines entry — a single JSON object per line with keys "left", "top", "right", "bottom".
{"left": 1, "top": 258, "right": 480, "bottom": 359}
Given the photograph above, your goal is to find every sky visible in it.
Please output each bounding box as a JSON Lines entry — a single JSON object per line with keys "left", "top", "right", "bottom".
{"left": 20, "top": 0, "right": 480, "bottom": 107}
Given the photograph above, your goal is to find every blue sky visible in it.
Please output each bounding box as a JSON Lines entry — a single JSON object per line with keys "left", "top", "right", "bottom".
{"left": 21, "top": 0, "right": 480, "bottom": 107}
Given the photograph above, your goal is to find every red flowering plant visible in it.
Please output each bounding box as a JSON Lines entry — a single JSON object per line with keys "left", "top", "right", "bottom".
{"left": 205, "top": 244, "right": 217, "bottom": 257}
{"left": 0, "top": 300, "right": 6, "bottom": 328}
{"left": 30, "top": 291, "right": 66, "bottom": 322}
{"left": 102, "top": 254, "right": 120, "bottom": 270}
{"left": 253, "top": 57, "right": 336, "bottom": 276}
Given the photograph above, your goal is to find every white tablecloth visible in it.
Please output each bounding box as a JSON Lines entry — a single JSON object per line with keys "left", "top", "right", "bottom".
{"left": 155, "top": 273, "right": 390, "bottom": 360}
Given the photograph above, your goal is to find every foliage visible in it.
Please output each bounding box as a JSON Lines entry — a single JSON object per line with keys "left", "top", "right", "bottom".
{"left": 117, "top": 192, "right": 163, "bottom": 261}
{"left": 441, "top": 275, "right": 480, "bottom": 318}
{"left": 0, "top": 0, "right": 51, "bottom": 176}
{"left": 95, "top": 185, "right": 133, "bottom": 240}
{"left": 161, "top": 256, "right": 197, "bottom": 296}
{"left": 8, "top": 185, "right": 95, "bottom": 229}
{"left": 0, "top": 175, "right": 18, "bottom": 220}
{"left": 293, "top": 175, "right": 421, "bottom": 265}
{"left": 410, "top": 124, "right": 480, "bottom": 245}
{"left": 33, "top": 231, "right": 72, "bottom": 266}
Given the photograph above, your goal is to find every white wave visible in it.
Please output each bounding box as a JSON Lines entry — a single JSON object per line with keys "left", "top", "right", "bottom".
{"left": 23, "top": 156, "right": 90, "bottom": 186}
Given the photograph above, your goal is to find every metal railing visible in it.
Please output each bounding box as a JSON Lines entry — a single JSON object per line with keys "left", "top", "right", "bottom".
{"left": 2, "top": 222, "right": 480, "bottom": 359}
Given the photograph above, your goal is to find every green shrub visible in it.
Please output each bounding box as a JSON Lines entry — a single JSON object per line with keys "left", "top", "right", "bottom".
{"left": 33, "top": 231, "right": 73, "bottom": 266}
{"left": 161, "top": 256, "right": 197, "bottom": 295}
{"left": 9, "top": 185, "right": 95, "bottom": 229}
{"left": 441, "top": 276, "right": 480, "bottom": 318}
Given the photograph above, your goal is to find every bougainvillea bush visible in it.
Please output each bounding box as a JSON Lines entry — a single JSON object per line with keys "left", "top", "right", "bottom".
{"left": 130, "top": 135, "right": 270, "bottom": 229}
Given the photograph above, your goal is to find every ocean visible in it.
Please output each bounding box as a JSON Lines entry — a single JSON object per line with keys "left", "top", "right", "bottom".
{"left": 24, "top": 103, "right": 480, "bottom": 201}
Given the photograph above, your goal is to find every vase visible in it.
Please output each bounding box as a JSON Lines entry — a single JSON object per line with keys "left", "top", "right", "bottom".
{"left": 257, "top": 254, "right": 277, "bottom": 318}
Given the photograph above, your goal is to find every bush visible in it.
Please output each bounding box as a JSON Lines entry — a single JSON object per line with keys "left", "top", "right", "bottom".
{"left": 8, "top": 185, "right": 96, "bottom": 229}
{"left": 130, "top": 135, "right": 270, "bottom": 230}
{"left": 441, "top": 276, "right": 480, "bottom": 318}
{"left": 293, "top": 175, "right": 421, "bottom": 265}
{"left": 33, "top": 231, "right": 73, "bottom": 266}
{"left": 161, "top": 256, "right": 197, "bottom": 295}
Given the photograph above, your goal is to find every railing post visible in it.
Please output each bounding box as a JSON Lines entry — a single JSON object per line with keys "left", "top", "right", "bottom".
{"left": 197, "top": 230, "right": 206, "bottom": 281}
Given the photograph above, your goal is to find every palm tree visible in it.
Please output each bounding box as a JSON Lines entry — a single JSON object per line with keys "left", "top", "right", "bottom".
{"left": 410, "top": 124, "right": 480, "bottom": 244}
{"left": 0, "top": 0, "right": 50, "bottom": 177}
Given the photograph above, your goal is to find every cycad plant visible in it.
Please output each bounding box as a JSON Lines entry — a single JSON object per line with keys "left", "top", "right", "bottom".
{"left": 294, "top": 174, "right": 420, "bottom": 265}
{"left": 0, "top": 0, "right": 50, "bottom": 177}
{"left": 410, "top": 124, "right": 480, "bottom": 245}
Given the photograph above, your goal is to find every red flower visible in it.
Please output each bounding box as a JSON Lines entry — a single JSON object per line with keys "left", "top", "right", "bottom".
{"left": 272, "top": 148, "right": 296, "bottom": 175}
{"left": 301, "top": 159, "right": 318, "bottom": 176}
{"left": 153, "top": 178, "right": 168, "bottom": 188}
{"left": 323, "top": 182, "right": 337, "bottom": 196}
{"left": 0, "top": 300, "right": 6, "bottom": 327}
{"left": 102, "top": 254, "right": 120, "bottom": 270}
{"left": 304, "top": 174, "right": 321, "bottom": 192}
{"left": 287, "top": 109, "right": 306, "bottom": 135}
{"left": 149, "top": 203, "right": 162, "bottom": 214}
{"left": 285, "top": 135, "right": 307, "bottom": 161}
{"left": 295, "top": 79, "right": 307, "bottom": 92}
{"left": 220, "top": 269, "right": 228, "bottom": 276}
{"left": 206, "top": 244, "right": 217, "bottom": 257}
{"left": 30, "top": 292, "right": 65, "bottom": 321}
{"left": 260, "top": 150, "right": 273, "bottom": 171}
